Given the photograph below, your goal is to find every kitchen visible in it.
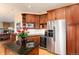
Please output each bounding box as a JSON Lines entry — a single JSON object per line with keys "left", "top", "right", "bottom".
{"left": 0, "top": 3, "right": 79, "bottom": 55}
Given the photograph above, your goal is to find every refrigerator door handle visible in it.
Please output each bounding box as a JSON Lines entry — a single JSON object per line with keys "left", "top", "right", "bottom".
{"left": 53, "top": 26, "right": 55, "bottom": 42}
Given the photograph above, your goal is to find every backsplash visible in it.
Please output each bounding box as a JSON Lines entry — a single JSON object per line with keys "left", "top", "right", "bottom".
{"left": 27, "top": 29, "right": 46, "bottom": 36}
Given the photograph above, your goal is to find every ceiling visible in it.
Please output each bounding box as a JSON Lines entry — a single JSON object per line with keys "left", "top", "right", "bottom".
{"left": 0, "top": 3, "right": 74, "bottom": 22}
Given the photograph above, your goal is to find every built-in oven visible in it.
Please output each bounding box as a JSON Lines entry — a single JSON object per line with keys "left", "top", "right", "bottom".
{"left": 40, "top": 36, "right": 47, "bottom": 49}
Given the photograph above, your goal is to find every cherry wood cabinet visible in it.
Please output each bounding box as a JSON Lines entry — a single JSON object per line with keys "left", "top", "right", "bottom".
{"left": 26, "top": 14, "right": 39, "bottom": 23}
{"left": 0, "top": 44, "right": 5, "bottom": 55}
{"left": 47, "top": 8, "right": 65, "bottom": 20}
{"left": 46, "top": 4, "right": 79, "bottom": 55}
{"left": 76, "top": 25, "right": 79, "bottom": 54}
{"left": 5, "top": 48, "right": 15, "bottom": 55}
{"left": 75, "top": 4, "right": 79, "bottom": 24}
{"left": 22, "top": 14, "right": 40, "bottom": 29}
{"left": 65, "top": 5, "right": 78, "bottom": 25}
{"left": 39, "top": 14, "right": 47, "bottom": 24}
{"left": 47, "top": 10, "right": 55, "bottom": 20}
{"left": 66, "top": 25, "right": 76, "bottom": 55}
{"left": 55, "top": 8, "right": 65, "bottom": 19}
{"left": 66, "top": 4, "right": 79, "bottom": 55}
{"left": 26, "top": 46, "right": 39, "bottom": 55}
{"left": 27, "top": 35, "right": 40, "bottom": 44}
{"left": 39, "top": 14, "right": 47, "bottom": 29}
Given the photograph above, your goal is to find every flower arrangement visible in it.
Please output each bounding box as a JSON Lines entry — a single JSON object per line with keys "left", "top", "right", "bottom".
{"left": 16, "top": 27, "right": 29, "bottom": 48}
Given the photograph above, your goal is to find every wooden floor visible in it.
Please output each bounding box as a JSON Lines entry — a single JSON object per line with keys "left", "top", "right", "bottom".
{"left": 39, "top": 48, "right": 54, "bottom": 55}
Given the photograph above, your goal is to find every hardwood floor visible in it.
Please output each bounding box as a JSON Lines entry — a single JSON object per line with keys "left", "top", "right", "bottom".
{"left": 39, "top": 48, "right": 54, "bottom": 55}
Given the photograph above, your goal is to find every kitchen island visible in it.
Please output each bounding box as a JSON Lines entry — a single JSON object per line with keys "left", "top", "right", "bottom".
{"left": 0, "top": 35, "right": 40, "bottom": 55}
{"left": 4, "top": 42, "right": 39, "bottom": 55}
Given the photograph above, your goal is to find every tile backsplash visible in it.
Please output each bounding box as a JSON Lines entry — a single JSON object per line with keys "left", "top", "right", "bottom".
{"left": 27, "top": 29, "right": 46, "bottom": 36}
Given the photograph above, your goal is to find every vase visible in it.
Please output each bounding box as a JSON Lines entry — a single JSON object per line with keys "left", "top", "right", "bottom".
{"left": 21, "top": 37, "right": 27, "bottom": 48}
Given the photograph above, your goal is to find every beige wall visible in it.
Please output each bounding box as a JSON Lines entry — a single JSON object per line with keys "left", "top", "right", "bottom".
{"left": 0, "top": 22, "right": 3, "bottom": 28}
{"left": 14, "top": 13, "right": 22, "bottom": 40}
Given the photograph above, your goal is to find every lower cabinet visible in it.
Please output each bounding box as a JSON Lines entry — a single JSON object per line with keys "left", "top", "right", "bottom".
{"left": 26, "top": 46, "right": 39, "bottom": 55}
{"left": 66, "top": 25, "right": 76, "bottom": 55}
{"left": 5, "top": 48, "right": 15, "bottom": 55}
{"left": 66, "top": 24, "right": 79, "bottom": 55}
{"left": 76, "top": 25, "right": 79, "bottom": 54}
{"left": 0, "top": 44, "right": 5, "bottom": 55}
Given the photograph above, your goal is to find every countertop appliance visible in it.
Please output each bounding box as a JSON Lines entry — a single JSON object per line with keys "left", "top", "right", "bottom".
{"left": 47, "top": 19, "right": 66, "bottom": 55}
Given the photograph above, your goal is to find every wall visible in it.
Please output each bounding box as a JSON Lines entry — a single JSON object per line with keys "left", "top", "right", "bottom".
{"left": 14, "top": 13, "right": 22, "bottom": 40}
{"left": 14, "top": 13, "right": 22, "bottom": 32}
{"left": 0, "top": 22, "right": 3, "bottom": 28}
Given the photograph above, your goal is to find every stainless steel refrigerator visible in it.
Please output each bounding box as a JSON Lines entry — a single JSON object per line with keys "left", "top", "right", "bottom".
{"left": 47, "top": 19, "right": 66, "bottom": 55}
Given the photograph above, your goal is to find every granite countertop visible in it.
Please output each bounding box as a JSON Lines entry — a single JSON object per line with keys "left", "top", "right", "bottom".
{"left": 4, "top": 42, "right": 39, "bottom": 55}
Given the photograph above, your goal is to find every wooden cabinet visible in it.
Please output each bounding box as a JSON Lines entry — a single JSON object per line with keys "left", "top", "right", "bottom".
{"left": 26, "top": 46, "right": 39, "bottom": 55}
{"left": 22, "top": 14, "right": 40, "bottom": 29}
{"left": 10, "top": 34, "right": 16, "bottom": 42}
{"left": 76, "top": 25, "right": 79, "bottom": 54}
{"left": 0, "top": 44, "right": 5, "bottom": 55}
{"left": 26, "top": 14, "right": 39, "bottom": 23}
{"left": 26, "top": 35, "right": 40, "bottom": 55}
{"left": 65, "top": 4, "right": 79, "bottom": 25}
{"left": 47, "top": 10, "right": 55, "bottom": 20}
{"left": 66, "top": 25, "right": 76, "bottom": 55}
{"left": 3, "top": 22, "right": 10, "bottom": 30}
{"left": 75, "top": 4, "right": 79, "bottom": 24}
{"left": 66, "top": 4, "right": 79, "bottom": 55}
{"left": 47, "top": 8, "right": 65, "bottom": 20}
{"left": 55, "top": 8, "right": 65, "bottom": 19}
{"left": 66, "top": 24, "right": 79, "bottom": 55}
{"left": 22, "top": 14, "right": 27, "bottom": 24}
{"left": 40, "top": 14, "right": 47, "bottom": 24}
{"left": 65, "top": 6, "right": 72, "bottom": 25}
{"left": 27, "top": 35, "right": 40, "bottom": 44}
{"left": 5, "top": 48, "right": 15, "bottom": 55}
{"left": 39, "top": 14, "right": 47, "bottom": 29}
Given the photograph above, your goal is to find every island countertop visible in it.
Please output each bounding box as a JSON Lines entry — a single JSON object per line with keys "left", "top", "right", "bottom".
{"left": 3, "top": 42, "right": 39, "bottom": 55}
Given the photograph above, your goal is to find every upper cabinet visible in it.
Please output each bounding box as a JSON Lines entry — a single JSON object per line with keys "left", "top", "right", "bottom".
{"left": 47, "top": 10, "right": 55, "bottom": 20}
{"left": 22, "top": 14, "right": 40, "bottom": 29}
{"left": 39, "top": 14, "right": 48, "bottom": 24}
{"left": 75, "top": 4, "right": 79, "bottom": 24}
{"left": 26, "top": 14, "right": 39, "bottom": 23}
{"left": 65, "top": 4, "right": 79, "bottom": 25}
{"left": 47, "top": 8, "right": 65, "bottom": 20}
{"left": 55, "top": 8, "right": 65, "bottom": 19}
{"left": 39, "top": 14, "right": 48, "bottom": 29}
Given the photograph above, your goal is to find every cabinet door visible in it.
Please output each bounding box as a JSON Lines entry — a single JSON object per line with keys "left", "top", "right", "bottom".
{"left": 65, "top": 5, "right": 78, "bottom": 25}
{"left": 35, "top": 15, "right": 40, "bottom": 29}
{"left": 47, "top": 11, "right": 55, "bottom": 20}
{"left": 0, "top": 44, "right": 5, "bottom": 55}
{"left": 76, "top": 25, "right": 79, "bottom": 54}
{"left": 22, "top": 14, "right": 27, "bottom": 24}
{"left": 5, "top": 48, "right": 15, "bottom": 55}
{"left": 55, "top": 8, "right": 65, "bottom": 19}
{"left": 26, "top": 15, "right": 33, "bottom": 22}
{"left": 75, "top": 4, "right": 79, "bottom": 24}
{"left": 27, "top": 46, "right": 39, "bottom": 55}
{"left": 40, "top": 14, "right": 47, "bottom": 24}
{"left": 66, "top": 25, "right": 76, "bottom": 55}
{"left": 65, "top": 6, "right": 72, "bottom": 25}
